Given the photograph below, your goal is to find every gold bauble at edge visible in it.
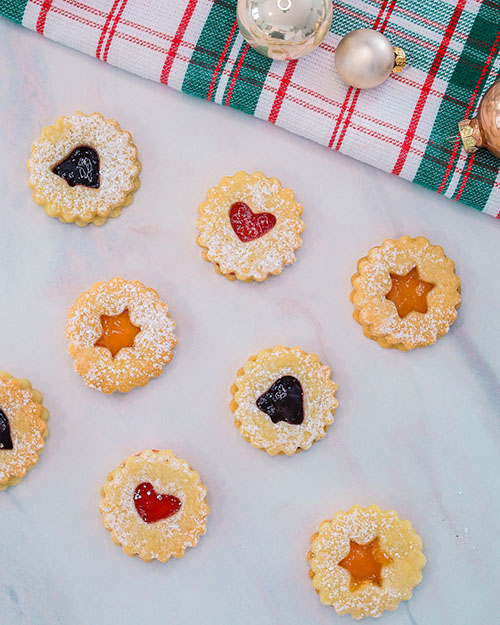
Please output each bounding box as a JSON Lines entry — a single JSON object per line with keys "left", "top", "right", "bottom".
{"left": 459, "top": 79, "right": 500, "bottom": 159}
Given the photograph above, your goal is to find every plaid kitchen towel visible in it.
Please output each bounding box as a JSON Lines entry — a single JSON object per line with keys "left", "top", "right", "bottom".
{"left": 1, "top": 0, "right": 500, "bottom": 217}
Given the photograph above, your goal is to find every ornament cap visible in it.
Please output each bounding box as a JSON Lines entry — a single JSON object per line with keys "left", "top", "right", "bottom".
{"left": 458, "top": 118, "right": 483, "bottom": 153}
{"left": 392, "top": 47, "right": 406, "bottom": 73}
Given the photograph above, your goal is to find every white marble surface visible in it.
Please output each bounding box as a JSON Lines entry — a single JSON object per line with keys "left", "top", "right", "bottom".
{"left": 1, "top": 17, "right": 500, "bottom": 625}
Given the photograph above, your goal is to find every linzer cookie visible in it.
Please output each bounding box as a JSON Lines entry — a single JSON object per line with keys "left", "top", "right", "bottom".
{"left": 0, "top": 372, "right": 49, "bottom": 490}
{"left": 230, "top": 346, "right": 338, "bottom": 455}
{"left": 196, "top": 171, "right": 304, "bottom": 282}
{"left": 100, "top": 449, "right": 209, "bottom": 562}
{"left": 66, "top": 277, "right": 176, "bottom": 394}
{"left": 28, "top": 112, "right": 140, "bottom": 226}
{"left": 308, "top": 505, "right": 426, "bottom": 619}
{"left": 351, "top": 236, "right": 461, "bottom": 350}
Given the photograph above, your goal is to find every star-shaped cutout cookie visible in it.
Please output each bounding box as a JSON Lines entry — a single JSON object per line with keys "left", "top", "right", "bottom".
{"left": 386, "top": 267, "right": 434, "bottom": 318}
{"left": 95, "top": 309, "right": 140, "bottom": 357}
{"left": 338, "top": 538, "right": 392, "bottom": 590}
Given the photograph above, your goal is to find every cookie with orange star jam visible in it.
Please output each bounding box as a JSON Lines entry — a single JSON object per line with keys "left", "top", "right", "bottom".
{"left": 230, "top": 346, "right": 338, "bottom": 455}
{"left": 66, "top": 278, "right": 176, "bottom": 394}
{"left": 308, "top": 505, "right": 426, "bottom": 619}
{"left": 350, "top": 236, "right": 461, "bottom": 350}
{"left": 100, "top": 449, "right": 209, "bottom": 562}
{"left": 28, "top": 112, "right": 141, "bottom": 226}
{"left": 0, "top": 372, "right": 49, "bottom": 490}
{"left": 196, "top": 171, "right": 304, "bottom": 282}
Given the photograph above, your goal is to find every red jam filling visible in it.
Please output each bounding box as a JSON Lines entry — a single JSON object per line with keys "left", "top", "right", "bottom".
{"left": 229, "top": 201, "right": 276, "bottom": 242}
{"left": 133, "top": 482, "right": 182, "bottom": 523}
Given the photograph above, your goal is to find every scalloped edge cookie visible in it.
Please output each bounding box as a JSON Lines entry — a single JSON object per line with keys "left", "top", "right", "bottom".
{"left": 27, "top": 112, "right": 141, "bottom": 226}
{"left": 350, "top": 236, "right": 461, "bottom": 350}
{"left": 196, "top": 171, "right": 304, "bottom": 282}
{"left": 66, "top": 277, "right": 177, "bottom": 394}
{"left": 308, "top": 504, "right": 426, "bottom": 619}
{"left": 0, "top": 372, "right": 49, "bottom": 490}
{"left": 100, "top": 449, "right": 209, "bottom": 562}
{"left": 230, "top": 346, "right": 338, "bottom": 455}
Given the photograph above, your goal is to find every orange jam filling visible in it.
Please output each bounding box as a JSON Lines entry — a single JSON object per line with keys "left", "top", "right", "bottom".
{"left": 94, "top": 309, "right": 140, "bottom": 357}
{"left": 386, "top": 266, "right": 434, "bottom": 318}
{"left": 338, "top": 538, "right": 392, "bottom": 590}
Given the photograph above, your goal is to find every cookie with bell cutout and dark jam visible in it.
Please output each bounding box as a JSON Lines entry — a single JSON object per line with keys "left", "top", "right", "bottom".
{"left": 350, "top": 236, "right": 461, "bottom": 350}
{"left": 196, "top": 171, "right": 304, "bottom": 282}
{"left": 0, "top": 372, "right": 49, "bottom": 490}
{"left": 66, "top": 277, "right": 176, "bottom": 394}
{"left": 28, "top": 112, "right": 140, "bottom": 226}
{"left": 100, "top": 450, "right": 209, "bottom": 562}
{"left": 230, "top": 346, "right": 338, "bottom": 455}
{"left": 308, "top": 505, "right": 426, "bottom": 619}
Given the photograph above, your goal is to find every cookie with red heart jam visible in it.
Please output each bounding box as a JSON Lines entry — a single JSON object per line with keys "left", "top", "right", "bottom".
{"left": 0, "top": 372, "right": 49, "bottom": 490}
{"left": 230, "top": 346, "right": 338, "bottom": 455}
{"left": 196, "top": 172, "right": 304, "bottom": 282}
{"left": 100, "top": 450, "right": 209, "bottom": 562}
{"left": 28, "top": 112, "right": 141, "bottom": 226}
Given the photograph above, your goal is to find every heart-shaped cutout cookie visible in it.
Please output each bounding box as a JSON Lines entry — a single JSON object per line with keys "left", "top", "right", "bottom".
{"left": 133, "top": 482, "right": 181, "bottom": 523}
{"left": 229, "top": 202, "right": 276, "bottom": 242}
{"left": 256, "top": 375, "right": 304, "bottom": 425}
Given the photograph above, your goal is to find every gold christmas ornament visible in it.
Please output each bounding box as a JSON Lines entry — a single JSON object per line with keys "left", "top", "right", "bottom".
{"left": 459, "top": 79, "right": 500, "bottom": 158}
{"left": 237, "top": 0, "right": 333, "bottom": 61}
{"left": 335, "top": 29, "right": 406, "bottom": 90}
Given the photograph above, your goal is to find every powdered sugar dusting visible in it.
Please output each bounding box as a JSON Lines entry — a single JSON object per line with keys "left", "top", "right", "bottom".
{"left": 67, "top": 278, "right": 176, "bottom": 393}
{"left": 28, "top": 112, "right": 140, "bottom": 224}
{"left": 197, "top": 172, "right": 304, "bottom": 281}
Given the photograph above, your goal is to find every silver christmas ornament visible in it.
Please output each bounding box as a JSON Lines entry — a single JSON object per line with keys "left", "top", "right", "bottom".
{"left": 334, "top": 28, "right": 405, "bottom": 89}
{"left": 237, "top": 0, "right": 333, "bottom": 61}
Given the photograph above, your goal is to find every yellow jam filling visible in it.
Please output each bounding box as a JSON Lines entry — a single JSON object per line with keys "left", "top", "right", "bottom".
{"left": 338, "top": 538, "right": 392, "bottom": 590}
{"left": 386, "top": 267, "right": 434, "bottom": 318}
{"left": 94, "top": 309, "right": 140, "bottom": 357}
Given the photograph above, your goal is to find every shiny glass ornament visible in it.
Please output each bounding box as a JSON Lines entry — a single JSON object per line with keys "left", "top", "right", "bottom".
{"left": 237, "top": 0, "right": 333, "bottom": 61}
{"left": 334, "top": 28, "right": 405, "bottom": 89}
{"left": 459, "top": 79, "right": 500, "bottom": 159}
